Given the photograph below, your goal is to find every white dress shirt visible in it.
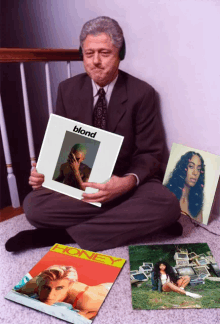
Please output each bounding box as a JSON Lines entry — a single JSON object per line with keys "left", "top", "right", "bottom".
{"left": 91, "top": 76, "right": 118, "bottom": 107}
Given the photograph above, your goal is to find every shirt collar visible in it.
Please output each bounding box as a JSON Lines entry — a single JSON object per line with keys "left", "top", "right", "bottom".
{"left": 91, "top": 75, "right": 118, "bottom": 98}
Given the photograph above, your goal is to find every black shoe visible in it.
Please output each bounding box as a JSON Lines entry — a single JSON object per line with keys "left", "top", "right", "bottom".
{"left": 164, "top": 222, "right": 183, "bottom": 237}
{"left": 5, "top": 228, "right": 75, "bottom": 252}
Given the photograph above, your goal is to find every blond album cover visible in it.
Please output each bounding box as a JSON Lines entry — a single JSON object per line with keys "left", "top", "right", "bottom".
{"left": 36, "top": 114, "right": 124, "bottom": 207}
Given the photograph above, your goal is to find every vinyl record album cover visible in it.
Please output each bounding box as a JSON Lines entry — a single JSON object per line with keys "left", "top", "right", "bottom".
{"left": 5, "top": 244, "right": 126, "bottom": 323}
{"left": 129, "top": 243, "right": 220, "bottom": 310}
{"left": 36, "top": 114, "right": 124, "bottom": 207}
{"left": 163, "top": 143, "right": 220, "bottom": 224}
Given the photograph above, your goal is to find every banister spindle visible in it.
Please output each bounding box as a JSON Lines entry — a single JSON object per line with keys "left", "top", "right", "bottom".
{"left": 0, "top": 93, "right": 20, "bottom": 207}
{"left": 45, "top": 62, "right": 53, "bottom": 114}
{"left": 20, "top": 62, "right": 36, "bottom": 167}
{"left": 67, "top": 61, "right": 71, "bottom": 78}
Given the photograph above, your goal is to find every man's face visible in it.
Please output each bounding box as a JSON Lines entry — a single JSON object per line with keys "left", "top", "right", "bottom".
{"left": 82, "top": 33, "right": 120, "bottom": 87}
{"left": 74, "top": 151, "right": 85, "bottom": 164}
{"left": 38, "top": 278, "right": 70, "bottom": 305}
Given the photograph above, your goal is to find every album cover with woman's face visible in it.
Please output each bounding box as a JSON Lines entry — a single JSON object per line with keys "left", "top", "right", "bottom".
{"left": 163, "top": 143, "right": 220, "bottom": 225}
{"left": 129, "top": 243, "right": 220, "bottom": 310}
{"left": 5, "top": 244, "right": 126, "bottom": 323}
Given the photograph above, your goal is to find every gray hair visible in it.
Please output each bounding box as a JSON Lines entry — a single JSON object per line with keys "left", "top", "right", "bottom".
{"left": 80, "top": 16, "right": 124, "bottom": 50}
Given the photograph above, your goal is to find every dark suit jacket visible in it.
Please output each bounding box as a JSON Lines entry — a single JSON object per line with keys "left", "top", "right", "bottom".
{"left": 55, "top": 70, "right": 164, "bottom": 185}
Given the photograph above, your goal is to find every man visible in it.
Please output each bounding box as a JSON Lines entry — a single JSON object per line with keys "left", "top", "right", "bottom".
{"left": 54, "top": 144, "right": 91, "bottom": 191}
{"left": 5, "top": 16, "right": 182, "bottom": 253}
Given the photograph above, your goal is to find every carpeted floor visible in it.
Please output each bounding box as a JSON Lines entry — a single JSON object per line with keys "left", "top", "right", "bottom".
{"left": 1, "top": 212, "right": 220, "bottom": 324}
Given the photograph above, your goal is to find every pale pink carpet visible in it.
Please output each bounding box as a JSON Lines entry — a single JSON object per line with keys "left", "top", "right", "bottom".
{"left": 1, "top": 211, "right": 220, "bottom": 324}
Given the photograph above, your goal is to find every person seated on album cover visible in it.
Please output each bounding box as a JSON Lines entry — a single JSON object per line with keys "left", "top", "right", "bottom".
{"left": 165, "top": 151, "right": 205, "bottom": 223}
{"left": 151, "top": 261, "right": 202, "bottom": 299}
{"left": 16, "top": 265, "right": 113, "bottom": 320}
{"left": 54, "top": 144, "right": 91, "bottom": 191}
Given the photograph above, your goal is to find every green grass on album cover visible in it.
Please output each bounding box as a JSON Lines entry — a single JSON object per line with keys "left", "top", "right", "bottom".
{"left": 131, "top": 280, "right": 220, "bottom": 310}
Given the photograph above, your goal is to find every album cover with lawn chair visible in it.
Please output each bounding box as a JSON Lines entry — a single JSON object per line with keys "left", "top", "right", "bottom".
{"left": 5, "top": 243, "right": 126, "bottom": 323}
{"left": 129, "top": 243, "right": 220, "bottom": 310}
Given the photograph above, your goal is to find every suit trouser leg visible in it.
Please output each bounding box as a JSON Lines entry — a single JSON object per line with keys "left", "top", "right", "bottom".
{"left": 23, "top": 187, "right": 107, "bottom": 228}
{"left": 23, "top": 180, "right": 181, "bottom": 251}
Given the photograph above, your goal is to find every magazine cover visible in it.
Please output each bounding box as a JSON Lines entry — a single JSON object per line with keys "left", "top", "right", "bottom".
{"left": 163, "top": 143, "right": 220, "bottom": 224}
{"left": 5, "top": 244, "right": 126, "bottom": 323}
{"left": 36, "top": 114, "right": 124, "bottom": 207}
{"left": 129, "top": 243, "right": 220, "bottom": 310}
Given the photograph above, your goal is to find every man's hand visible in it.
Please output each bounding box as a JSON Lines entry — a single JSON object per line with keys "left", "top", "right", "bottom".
{"left": 29, "top": 162, "right": 45, "bottom": 190}
{"left": 67, "top": 152, "right": 86, "bottom": 190}
{"left": 68, "top": 153, "right": 80, "bottom": 172}
{"left": 82, "top": 175, "right": 137, "bottom": 203}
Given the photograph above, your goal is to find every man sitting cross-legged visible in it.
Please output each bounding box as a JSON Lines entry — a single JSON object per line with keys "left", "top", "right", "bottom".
{"left": 5, "top": 16, "right": 182, "bottom": 253}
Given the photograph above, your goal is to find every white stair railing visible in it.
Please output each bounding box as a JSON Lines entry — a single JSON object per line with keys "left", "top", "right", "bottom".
{"left": 45, "top": 62, "right": 53, "bottom": 114}
{"left": 67, "top": 61, "right": 71, "bottom": 78}
{"left": 0, "top": 93, "right": 20, "bottom": 208}
{"left": 0, "top": 47, "right": 81, "bottom": 208}
{"left": 20, "top": 62, "right": 36, "bottom": 167}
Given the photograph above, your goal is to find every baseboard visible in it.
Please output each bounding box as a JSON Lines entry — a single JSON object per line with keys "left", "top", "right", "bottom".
{"left": 0, "top": 206, "right": 24, "bottom": 223}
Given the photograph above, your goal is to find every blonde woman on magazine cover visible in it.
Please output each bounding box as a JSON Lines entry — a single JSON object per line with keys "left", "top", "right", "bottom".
{"left": 16, "top": 265, "right": 113, "bottom": 320}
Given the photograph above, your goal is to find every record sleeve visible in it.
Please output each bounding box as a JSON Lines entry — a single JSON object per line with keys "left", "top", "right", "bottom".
{"left": 36, "top": 114, "right": 124, "bottom": 207}
{"left": 5, "top": 243, "right": 126, "bottom": 323}
{"left": 163, "top": 143, "right": 220, "bottom": 224}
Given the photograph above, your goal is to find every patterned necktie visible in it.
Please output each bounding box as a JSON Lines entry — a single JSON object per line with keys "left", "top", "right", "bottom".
{"left": 93, "top": 88, "right": 107, "bottom": 130}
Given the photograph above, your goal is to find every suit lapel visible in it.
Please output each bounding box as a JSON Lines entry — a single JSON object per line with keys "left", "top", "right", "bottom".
{"left": 77, "top": 76, "right": 93, "bottom": 126}
{"left": 107, "top": 71, "right": 128, "bottom": 133}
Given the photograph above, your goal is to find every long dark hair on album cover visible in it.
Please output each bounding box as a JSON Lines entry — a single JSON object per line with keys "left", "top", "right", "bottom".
{"left": 165, "top": 151, "right": 205, "bottom": 218}
{"left": 153, "top": 261, "right": 178, "bottom": 284}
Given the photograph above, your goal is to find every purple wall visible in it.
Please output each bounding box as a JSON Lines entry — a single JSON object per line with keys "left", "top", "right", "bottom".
{"left": 1, "top": 0, "right": 219, "bottom": 215}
